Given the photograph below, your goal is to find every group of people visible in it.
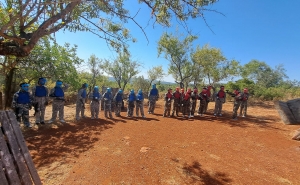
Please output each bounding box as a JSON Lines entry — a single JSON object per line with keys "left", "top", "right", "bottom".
{"left": 161, "top": 85, "right": 249, "bottom": 120}
{"left": 12, "top": 77, "right": 249, "bottom": 128}
{"left": 12, "top": 78, "right": 69, "bottom": 128}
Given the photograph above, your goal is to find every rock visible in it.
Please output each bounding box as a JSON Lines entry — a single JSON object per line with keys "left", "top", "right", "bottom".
{"left": 140, "top": 147, "right": 150, "bottom": 153}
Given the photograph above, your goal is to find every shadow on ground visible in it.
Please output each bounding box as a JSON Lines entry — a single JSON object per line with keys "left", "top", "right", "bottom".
{"left": 24, "top": 118, "right": 115, "bottom": 168}
{"left": 172, "top": 159, "right": 232, "bottom": 185}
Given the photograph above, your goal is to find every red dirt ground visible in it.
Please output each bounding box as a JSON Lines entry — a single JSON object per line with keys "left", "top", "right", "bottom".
{"left": 23, "top": 100, "right": 300, "bottom": 185}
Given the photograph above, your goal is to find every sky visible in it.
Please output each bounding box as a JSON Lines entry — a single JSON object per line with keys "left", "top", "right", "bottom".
{"left": 55, "top": 0, "right": 300, "bottom": 83}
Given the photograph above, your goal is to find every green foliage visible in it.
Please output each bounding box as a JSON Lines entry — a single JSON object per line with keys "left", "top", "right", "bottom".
{"left": 192, "top": 44, "right": 240, "bottom": 85}
{"left": 131, "top": 76, "right": 149, "bottom": 92}
{"left": 101, "top": 51, "right": 141, "bottom": 90}
{"left": 241, "top": 60, "right": 287, "bottom": 88}
{"left": 15, "top": 38, "right": 83, "bottom": 90}
{"left": 147, "top": 65, "right": 165, "bottom": 90}
{"left": 158, "top": 32, "right": 197, "bottom": 88}
{"left": 0, "top": 0, "right": 219, "bottom": 56}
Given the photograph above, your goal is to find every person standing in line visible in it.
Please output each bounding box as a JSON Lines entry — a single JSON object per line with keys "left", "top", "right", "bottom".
{"left": 136, "top": 89, "right": 146, "bottom": 118}
{"left": 171, "top": 87, "right": 181, "bottom": 117}
{"left": 48, "top": 80, "right": 69, "bottom": 123}
{"left": 89, "top": 86, "right": 102, "bottom": 119}
{"left": 75, "top": 83, "right": 88, "bottom": 121}
{"left": 103, "top": 87, "right": 113, "bottom": 118}
{"left": 182, "top": 88, "right": 192, "bottom": 118}
{"left": 204, "top": 85, "right": 212, "bottom": 113}
{"left": 240, "top": 88, "right": 250, "bottom": 117}
{"left": 32, "top": 77, "right": 49, "bottom": 125}
{"left": 127, "top": 89, "right": 136, "bottom": 117}
{"left": 12, "top": 83, "right": 34, "bottom": 128}
{"left": 214, "top": 86, "right": 226, "bottom": 116}
{"left": 148, "top": 84, "right": 159, "bottom": 114}
{"left": 163, "top": 88, "right": 173, "bottom": 117}
{"left": 190, "top": 87, "right": 199, "bottom": 118}
{"left": 198, "top": 87, "right": 208, "bottom": 116}
{"left": 232, "top": 90, "right": 243, "bottom": 120}
{"left": 113, "top": 89, "right": 123, "bottom": 117}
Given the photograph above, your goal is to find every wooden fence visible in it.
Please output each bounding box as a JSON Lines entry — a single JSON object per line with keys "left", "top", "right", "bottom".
{"left": 0, "top": 110, "right": 42, "bottom": 185}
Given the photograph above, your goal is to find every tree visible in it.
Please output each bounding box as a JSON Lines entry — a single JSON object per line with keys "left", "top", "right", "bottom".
{"left": 131, "top": 76, "right": 149, "bottom": 92}
{"left": 158, "top": 32, "right": 197, "bottom": 88}
{"left": 87, "top": 54, "right": 106, "bottom": 92}
{"left": 0, "top": 37, "right": 83, "bottom": 108}
{"left": 192, "top": 44, "right": 240, "bottom": 86}
{"left": 101, "top": 51, "right": 141, "bottom": 90}
{"left": 147, "top": 65, "right": 165, "bottom": 90}
{"left": 0, "top": 0, "right": 219, "bottom": 57}
{"left": 241, "top": 60, "right": 287, "bottom": 88}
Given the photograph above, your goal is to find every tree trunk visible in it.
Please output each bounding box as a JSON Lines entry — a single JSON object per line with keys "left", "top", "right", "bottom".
{"left": 0, "top": 91, "right": 3, "bottom": 110}
{"left": 4, "top": 68, "right": 16, "bottom": 109}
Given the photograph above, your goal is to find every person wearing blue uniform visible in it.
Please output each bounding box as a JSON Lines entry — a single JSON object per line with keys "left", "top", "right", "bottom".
{"left": 89, "top": 86, "right": 102, "bottom": 119}
{"left": 103, "top": 87, "right": 113, "bottom": 118}
{"left": 148, "top": 84, "right": 159, "bottom": 114}
{"left": 113, "top": 89, "right": 123, "bottom": 117}
{"left": 76, "top": 83, "right": 88, "bottom": 120}
{"left": 136, "top": 89, "right": 146, "bottom": 118}
{"left": 32, "top": 77, "right": 49, "bottom": 125}
{"left": 48, "top": 80, "right": 69, "bottom": 123}
{"left": 127, "top": 89, "right": 136, "bottom": 117}
{"left": 12, "top": 83, "right": 33, "bottom": 128}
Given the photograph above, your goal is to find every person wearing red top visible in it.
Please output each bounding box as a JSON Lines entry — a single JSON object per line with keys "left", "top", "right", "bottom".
{"left": 198, "top": 88, "right": 208, "bottom": 116}
{"left": 214, "top": 86, "right": 226, "bottom": 116}
{"left": 239, "top": 88, "right": 250, "bottom": 117}
{"left": 182, "top": 88, "right": 192, "bottom": 118}
{"left": 190, "top": 88, "right": 199, "bottom": 117}
{"left": 172, "top": 87, "right": 181, "bottom": 117}
{"left": 204, "top": 85, "right": 212, "bottom": 113}
{"left": 163, "top": 88, "right": 173, "bottom": 117}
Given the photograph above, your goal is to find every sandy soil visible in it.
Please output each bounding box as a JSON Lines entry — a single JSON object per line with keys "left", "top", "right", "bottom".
{"left": 23, "top": 100, "right": 300, "bottom": 185}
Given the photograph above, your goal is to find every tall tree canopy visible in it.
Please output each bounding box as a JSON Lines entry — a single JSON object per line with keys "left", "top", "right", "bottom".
{"left": 101, "top": 51, "right": 141, "bottom": 90}
{"left": 241, "top": 60, "right": 287, "bottom": 88}
{"left": 158, "top": 32, "right": 197, "bottom": 88}
{"left": 192, "top": 44, "right": 240, "bottom": 86}
{"left": 0, "top": 0, "right": 218, "bottom": 57}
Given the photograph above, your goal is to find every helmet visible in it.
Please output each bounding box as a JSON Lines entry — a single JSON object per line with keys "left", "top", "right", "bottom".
{"left": 94, "top": 86, "right": 99, "bottom": 91}
{"left": 56, "top": 80, "right": 63, "bottom": 87}
{"left": 107, "top": 87, "right": 111, "bottom": 93}
{"left": 82, "top": 83, "right": 88, "bottom": 88}
{"left": 138, "top": 89, "right": 142, "bottom": 94}
{"left": 20, "top": 83, "right": 29, "bottom": 92}
{"left": 38, "top": 77, "right": 47, "bottom": 85}
{"left": 176, "top": 87, "right": 180, "bottom": 92}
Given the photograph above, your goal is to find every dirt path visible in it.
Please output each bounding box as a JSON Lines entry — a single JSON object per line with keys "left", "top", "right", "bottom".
{"left": 23, "top": 100, "right": 300, "bottom": 185}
